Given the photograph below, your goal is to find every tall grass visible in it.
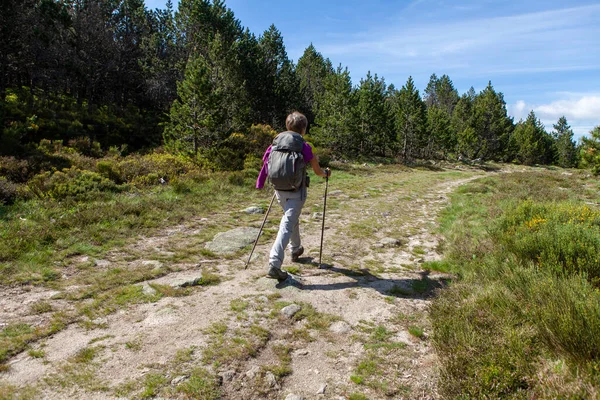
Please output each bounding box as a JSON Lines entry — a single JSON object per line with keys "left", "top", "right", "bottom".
{"left": 432, "top": 170, "right": 600, "bottom": 399}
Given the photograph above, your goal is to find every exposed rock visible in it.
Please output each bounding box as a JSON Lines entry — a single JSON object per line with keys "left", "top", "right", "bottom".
{"left": 150, "top": 272, "right": 205, "bottom": 288}
{"left": 245, "top": 366, "right": 260, "bottom": 379}
{"left": 257, "top": 295, "right": 269, "bottom": 303}
{"left": 243, "top": 206, "right": 264, "bottom": 214}
{"left": 395, "top": 330, "right": 415, "bottom": 346}
{"left": 171, "top": 375, "right": 188, "bottom": 385}
{"left": 329, "top": 321, "right": 352, "bottom": 334}
{"left": 204, "top": 227, "right": 260, "bottom": 255}
{"left": 293, "top": 349, "right": 309, "bottom": 356}
{"left": 317, "top": 383, "right": 327, "bottom": 394}
{"left": 281, "top": 304, "right": 302, "bottom": 318}
{"left": 142, "top": 260, "right": 163, "bottom": 269}
{"left": 265, "top": 371, "right": 278, "bottom": 388}
{"left": 380, "top": 237, "right": 401, "bottom": 247}
{"left": 141, "top": 283, "right": 157, "bottom": 296}
{"left": 285, "top": 395, "right": 304, "bottom": 400}
{"left": 93, "top": 259, "right": 111, "bottom": 268}
{"left": 220, "top": 370, "right": 236, "bottom": 382}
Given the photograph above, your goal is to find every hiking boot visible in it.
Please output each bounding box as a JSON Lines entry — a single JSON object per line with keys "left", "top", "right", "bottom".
{"left": 291, "top": 246, "right": 304, "bottom": 262}
{"left": 267, "top": 265, "right": 289, "bottom": 282}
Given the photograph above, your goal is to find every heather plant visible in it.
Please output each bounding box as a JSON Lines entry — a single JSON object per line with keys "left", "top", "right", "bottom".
{"left": 27, "top": 167, "right": 121, "bottom": 200}
{"left": 432, "top": 170, "right": 600, "bottom": 399}
{"left": 497, "top": 201, "right": 600, "bottom": 286}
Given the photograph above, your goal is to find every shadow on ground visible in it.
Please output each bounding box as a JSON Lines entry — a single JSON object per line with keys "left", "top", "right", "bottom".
{"left": 278, "top": 258, "right": 450, "bottom": 299}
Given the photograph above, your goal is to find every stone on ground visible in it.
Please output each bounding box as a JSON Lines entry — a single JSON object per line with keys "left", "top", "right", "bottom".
{"left": 281, "top": 304, "right": 302, "bottom": 318}
{"left": 205, "top": 227, "right": 260, "bottom": 255}
{"left": 243, "top": 206, "right": 264, "bottom": 214}
{"left": 329, "top": 320, "right": 351, "bottom": 333}
{"left": 149, "top": 271, "right": 205, "bottom": 288}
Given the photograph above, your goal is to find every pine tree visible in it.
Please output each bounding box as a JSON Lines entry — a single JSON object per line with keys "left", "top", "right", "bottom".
{"left": 452, "top": 88, "right": 476, "bottom": 159}
{"left": 391, "top": 76, "right": 427, "bottom": 161}
{"left": 254, "top": 25, "right": 301, "bottom": 130}
{"left": 424, "top": 74, "right": 459, "bottom": 157}
{"left": 509, "top": 111, "right": 553, "bottom": 165}
{"left": 464, "top": 82, "right": 513, "bottom": 160}
{"left": 581, "top": 126, "right": 600, "bottom": 174}
{"left": 355, "top": 72, "right": 394, "bottom": 156}
{"left": 552, "top": 116, "right": 578, "bottom": 168}
{"left": 163, "top": 55, "right": 224, "bottom": 155}
{"left": 296, "top": 44, "right": 333, "bottom": 131}
{"left": 312, "top": 65, "right": 357, "bottom": 156}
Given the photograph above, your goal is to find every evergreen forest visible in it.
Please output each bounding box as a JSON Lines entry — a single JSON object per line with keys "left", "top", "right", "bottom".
{"left": 3, "top": 0, "right": 600, "bottom": 177}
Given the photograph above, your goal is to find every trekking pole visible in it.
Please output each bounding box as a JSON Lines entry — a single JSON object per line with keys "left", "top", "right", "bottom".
{"left": 244, "top": 192, "right": 276, "bottom": 269}
{"left": 318, "top": 169, "right": 330, "bottom": 268}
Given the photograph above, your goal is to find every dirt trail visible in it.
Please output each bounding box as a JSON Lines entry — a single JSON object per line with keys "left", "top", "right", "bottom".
{"left": 1, "top": 169, "right": 484, "bottom": 399}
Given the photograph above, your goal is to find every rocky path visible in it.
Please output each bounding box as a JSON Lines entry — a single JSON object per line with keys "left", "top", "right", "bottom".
{"left": 0, "top": 168, "right": 483, "bottom": 399}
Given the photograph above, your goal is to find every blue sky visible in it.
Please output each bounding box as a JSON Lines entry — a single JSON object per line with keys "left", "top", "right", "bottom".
{"left": 146, "top": 0, "right": 600, "bottom": 140}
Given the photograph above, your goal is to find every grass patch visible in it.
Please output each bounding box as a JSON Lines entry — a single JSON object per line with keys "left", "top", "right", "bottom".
{"left": 30, "top": 300, "right": 53, "bottom": 314}
{"left": 140, "top": 373, "right": 168, "bottom": 399}
{"left": 293, "top": 302, "right": 341, "bottom": 330}
{"left": 408, "top": 325, "right": 424, "bottom": 339}
{"left": 176, "top": 368, "right": 221, "bottom": 400}
{"left": 285, "top": 265, "right": 300, "bottom": 275}
{"left": 348, "top": 393, "right": 368, "bottom": 400}
{"left": 27, "top": 349, "right": 45, "bottom": 358}
{"left": 202, "top": 322, "right": 270, "bottom": 367}
{"left": 350, "top": 322, "right": 408, "bottom": 396}
{"left": 432, "top": 170, "right": 600, "bottom": 399}
{"left": 230, "top": 298, "right": 249, "bottom": 312}
{"left": 262, "top": 344, "right": 293, "bottom": 379}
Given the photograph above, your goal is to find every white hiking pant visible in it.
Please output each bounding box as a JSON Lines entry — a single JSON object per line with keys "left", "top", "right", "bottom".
{"left": 269, "top": 189, "right": 306, "bottom": 269}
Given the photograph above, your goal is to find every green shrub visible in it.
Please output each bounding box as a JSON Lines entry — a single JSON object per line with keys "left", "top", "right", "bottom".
{"left": 0, "top": 178, "right": 19, "bottom": 205}
{"left": 243, "top": 155, "right": 262, "bottom": 172}
{"left": 246, "top": 124, "right": 277, "bottom": 157}
{"left": 202, "top": 146, "right": 245, "bottom": 171}
{"left": 497, "top": 201, "right": 600, "bottom": 286}
{"left": 28, "top": 167, "right": 120, "bottom": 200}
{"left": 0, "top": 156, "right": 30, "bottom": 183}
{"left": 431, "top": 279, "right": 539, "bottom": 398}
{"left": 504, "top": 267, "right": 600, "bottom": 362}
{"left": 432, "top": 172, "right": 600, "bottom": 399}
{"left": 96, "top": 160, "right": 123, "bottom": 184}
{"left": 117, "top": 153, "right": 195, "bottom": 185}
{"left": 67, "top": 137, "right": 103, "bottom": 158}
{"left": 227, "top": 171, "right": 246, "bottom": 186}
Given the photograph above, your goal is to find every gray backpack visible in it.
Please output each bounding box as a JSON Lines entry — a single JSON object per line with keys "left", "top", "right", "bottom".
{"left": 267, "top": 131, "right": 306, "bottom": 191}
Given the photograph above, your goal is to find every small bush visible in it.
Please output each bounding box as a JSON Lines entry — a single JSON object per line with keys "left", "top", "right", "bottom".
{"left": 96, "top": 160, "right": 123, "bottom": 184}
{"left": 497, "top": 201, "right": 600, "bottom": 286}
{"left": 202, "top": 146, "right": 245, "bottom": 171}
{"left": 228, "top": 171, "right": 246, "bottom": 186}
{"left": 28, "top": 167, "right": 120, "bottom": 200}
{"left": 117, "top": 153, "right": 195, "bottom": 185}
{"left": 0, "top": 178, "right": 19, "bottom": 205}
{"left": 0, "top": 156, "right": 30, "bottom": 183}
{"left": 246, "top": 124, "right": 277, "bottom": 157}
{"left": 67, "top": 137, "right": 103, "bottom": 158}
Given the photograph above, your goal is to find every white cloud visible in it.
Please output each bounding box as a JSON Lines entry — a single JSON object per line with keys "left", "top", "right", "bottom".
{"left": 509, "top": 95, "right": 600, "bottom": 140}
{"left": 535, "top": 96, "right": 600, "bottom": 120}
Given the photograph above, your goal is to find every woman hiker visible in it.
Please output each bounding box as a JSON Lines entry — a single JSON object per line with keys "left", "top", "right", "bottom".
{"left": 256, "top": 111, "right": 330, "bottom": 281}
